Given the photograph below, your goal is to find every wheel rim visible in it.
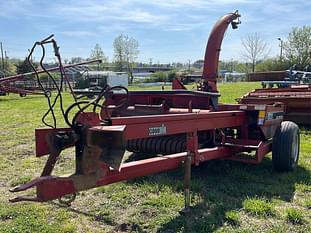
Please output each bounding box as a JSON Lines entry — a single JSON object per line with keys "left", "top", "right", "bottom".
{"left": 292, "top": 133, "right": 299, "bottom": 163}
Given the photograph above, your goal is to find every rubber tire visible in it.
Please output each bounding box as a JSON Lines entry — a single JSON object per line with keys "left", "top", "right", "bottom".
{"left": 272, "top": 121, "right": 300, "bottom": 172}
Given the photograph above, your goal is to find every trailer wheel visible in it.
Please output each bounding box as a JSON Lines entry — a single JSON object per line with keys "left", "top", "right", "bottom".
{"left": 272, "top": 121, "right": 300, "bottom": 172}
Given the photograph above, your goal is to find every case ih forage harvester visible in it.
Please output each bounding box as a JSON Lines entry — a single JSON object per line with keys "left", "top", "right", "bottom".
{"left": 9, "top": 11, "right": 300, "bottom": 211}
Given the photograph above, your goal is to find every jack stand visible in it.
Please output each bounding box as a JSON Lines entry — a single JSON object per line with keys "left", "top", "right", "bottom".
{"left": 181, "top": 151, "right": 192, "bottom": 214}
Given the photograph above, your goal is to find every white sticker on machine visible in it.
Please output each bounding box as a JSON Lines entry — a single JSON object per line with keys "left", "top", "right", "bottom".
{"left": 254, "top": 105, "right": 266, "bottom": 111}
{"left": 149, "top": 124, "right": 167, "bottom": 136}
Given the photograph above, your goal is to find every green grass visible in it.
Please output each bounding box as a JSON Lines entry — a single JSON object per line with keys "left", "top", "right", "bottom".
{"left": 0, "top": 82, "right": 310, "bottom": 233}
{"left": 285, "top": 208, "right": 305, "bottom": 225}
{"left": 0, "top": 203, "right": 76, "bottom": 233}
{"left": 305, "top": 199, "right": 311, "bottom": 209}
{"left": 243, "top": 198, "right": 274, "bottom": 217}
{"left": 225, "top": 210, "right": 240, "bottom": 225}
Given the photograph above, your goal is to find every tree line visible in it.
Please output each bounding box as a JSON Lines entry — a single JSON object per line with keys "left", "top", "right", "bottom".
{"left": 239, "top": 26, "right": 311, "bottom": 72}
{"left": 0, "top": 34, "right": 140, "bottom": 79}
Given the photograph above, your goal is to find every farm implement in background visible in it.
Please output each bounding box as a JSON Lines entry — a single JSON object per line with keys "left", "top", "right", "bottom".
{"left": 9, "top": 11, "right": 300, "bottom": 213}
{"left": 0, "top": 43, "right": 101, "bottom": 97}
{"left": 239, "top": 67, "right": 311, "bottom": 125}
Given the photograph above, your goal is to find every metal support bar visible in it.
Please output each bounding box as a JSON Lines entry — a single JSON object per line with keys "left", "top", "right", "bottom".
{"left": 183, "top": 151, "right": 192, "bottom": 213}
{"left": 182, "top": 131, "right": 198, "bottom": 213}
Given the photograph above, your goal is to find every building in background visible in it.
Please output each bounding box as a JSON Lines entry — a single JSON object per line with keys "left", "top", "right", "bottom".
{"left": 79, "top": 71, "right": 128, "bottom": 88}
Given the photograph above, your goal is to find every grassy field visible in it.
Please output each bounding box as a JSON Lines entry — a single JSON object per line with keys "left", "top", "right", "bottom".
{"left": 0, "top": 82, "right": 310, "bottom": 233}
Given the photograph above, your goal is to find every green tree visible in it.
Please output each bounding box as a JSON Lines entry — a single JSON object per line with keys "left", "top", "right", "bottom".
{"left": 70, "top": 57, "right": 84, "bottom": 64}
{"left": 256, "top": 58, "right": 290, "bottom": 72}
{"left": 90, "top": 44, "right": 108, "bottom": 64}
{"left": 219, "top": 60, "right": 249, "bottom": 73}
{"left": 113, "top": 34, "right": 139, "bottom": 83}
{"left": 149, "top": 70, "right": 176, "bottom": 82}
{"left": 193, "top": 59, "right": 204, "bottom": 69}
{"left": 113, "top": 36, "right": 124, "bottom": 72}
{"left": 16, "top": 58, "right": 33, "bottom": 74}
{"left": 1, "top": 58, "right": 17, "bottom": 76}
{"left": 283, "top": 26, "right": 311, "bottom": 69}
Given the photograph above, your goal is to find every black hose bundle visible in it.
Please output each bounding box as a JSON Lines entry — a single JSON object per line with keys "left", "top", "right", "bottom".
{"left": 27, "top": 35, "right": 65, "bottom": 128}
{"left": 64, "top": 85, "right": 129, "bottom": 127}
{"left": 27, "top": 37, "right": 129, "bottom": 129}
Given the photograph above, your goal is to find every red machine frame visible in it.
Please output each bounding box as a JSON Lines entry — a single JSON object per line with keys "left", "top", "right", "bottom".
{"left": 9, "top": 11, "right": 293, "bottom": 211}
{"left": 11, "top": 101, "right": 282, "bottom": 203}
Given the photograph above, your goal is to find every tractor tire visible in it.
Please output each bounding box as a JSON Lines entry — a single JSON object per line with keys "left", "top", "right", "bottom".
{"left": 272, "top": 121, "right": 300, "bottom": 172}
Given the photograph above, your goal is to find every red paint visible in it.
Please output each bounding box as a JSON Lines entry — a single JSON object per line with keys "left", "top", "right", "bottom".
{"left": 9, "top": 12, "right": 286, "bottom": 204}
{"left": 172, "top": 79, "right": 187, "bottom": 90}
{"left": 203, "top": 11, "right": 240, "bottom": 92}
{"left": 35, "top": 128, "right": 73, "bottom": 157}
{"left": 240, "top": 86, "right": 311, "bottom": 125}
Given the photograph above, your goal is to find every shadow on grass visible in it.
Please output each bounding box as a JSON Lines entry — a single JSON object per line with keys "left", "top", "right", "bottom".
{"left": 154, "top": 159, "right": 310, "bottom": 233}
{"left": 123, "top": 151, "right": 310, "bottom": 233}
{"left": 50, "top": 152, "right": 310, "bottom": 233}
{"left": 52, "top": 202, "right": 117, "bottom": 227}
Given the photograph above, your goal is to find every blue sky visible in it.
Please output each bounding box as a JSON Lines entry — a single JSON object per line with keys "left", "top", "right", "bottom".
{"left": 0, "top": 0, "right": 310, "bottom": 64}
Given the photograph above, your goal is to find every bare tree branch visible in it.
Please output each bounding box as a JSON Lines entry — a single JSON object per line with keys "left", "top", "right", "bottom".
{"left": 241, "top": 32, "right": 269, "bottom": 72}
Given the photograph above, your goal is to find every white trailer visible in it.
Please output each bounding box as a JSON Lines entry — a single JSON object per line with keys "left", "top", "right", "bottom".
{"left": 106, "top": 72, "right": 128, "bottom": 87}
{"left": 82, "top": 71, "right": 128, "bottom": 88}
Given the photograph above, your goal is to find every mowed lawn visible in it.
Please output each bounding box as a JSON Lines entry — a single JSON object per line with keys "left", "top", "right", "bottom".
{"left": 0, "top": 82, "right": 310, "bottom": 233}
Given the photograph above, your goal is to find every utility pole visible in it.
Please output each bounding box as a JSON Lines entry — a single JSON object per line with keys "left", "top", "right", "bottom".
{"left": 4, "top": 50, "right": 7, "bottom": 68}
{"left": 188, "top": 59, "right": 191, "bottom": 73}
{"left": 0, "top": 42, "right": 4, "bottom": 70}
{"left": 277, "top": 38, "right": 283, "bottom": 61}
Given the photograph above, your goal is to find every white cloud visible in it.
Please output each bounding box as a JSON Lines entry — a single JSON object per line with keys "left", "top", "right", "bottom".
{"left": 58, "top": 30, "right": 95, "bottom": 37}
{"left": 0, "top": 0, "right": 33, "bottom": 18}
{"left": 1, "top": 0, "right": 310, "bottom": 62}
{"left": 140, "top": 0, "right": 256, "bottom": 9}
{"left": 56, "top": 1, "right": 169, "bottom": 25}
{"left": 121, "top": 10, "right": 168, "bottom": 23}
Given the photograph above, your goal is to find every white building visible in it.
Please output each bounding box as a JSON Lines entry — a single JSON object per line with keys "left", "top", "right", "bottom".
{"left": 81, "top": 71, "right": 128, "bottom": 88}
